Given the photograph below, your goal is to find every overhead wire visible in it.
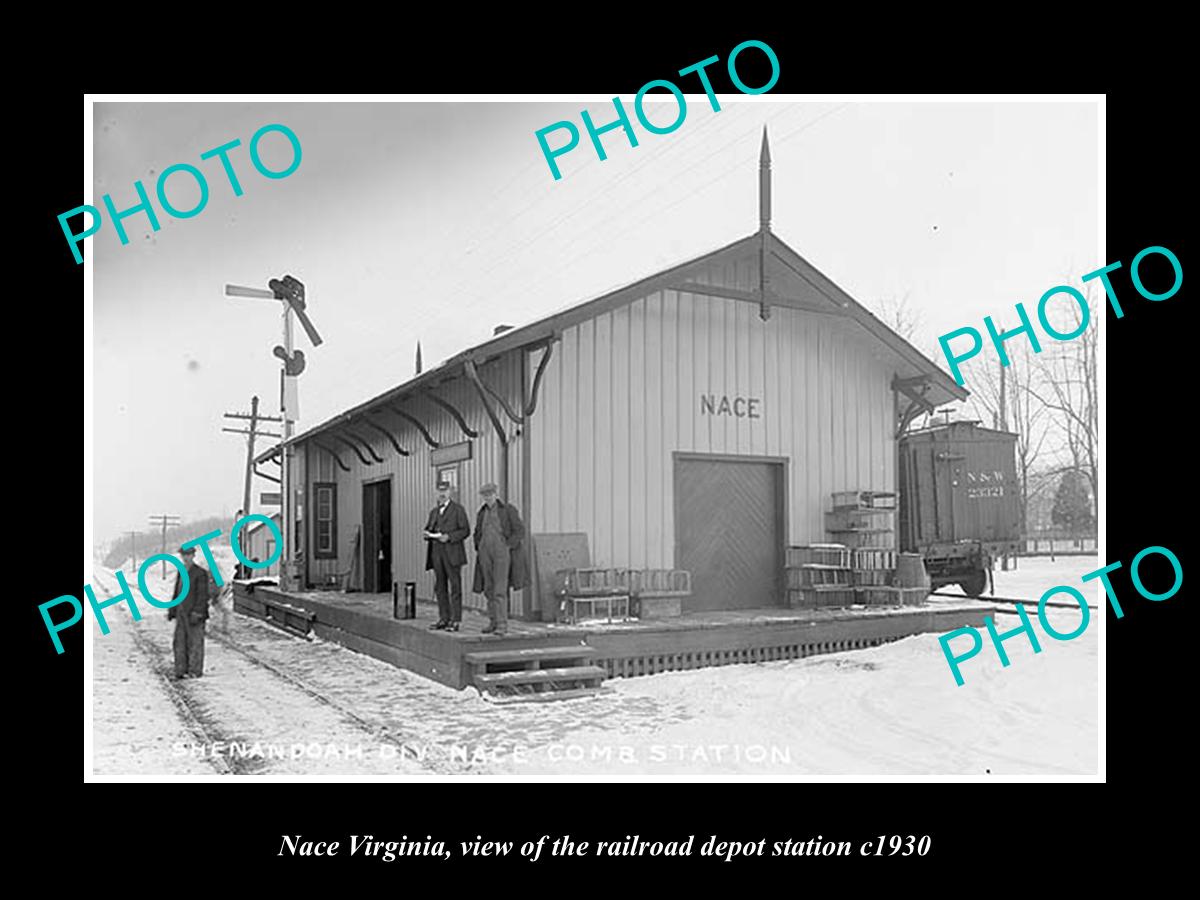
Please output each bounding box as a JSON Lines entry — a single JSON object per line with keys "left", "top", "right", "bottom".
{"left": 319, "top": 102, "right": 753, "bottom": 390}
{"left": 314, "top": 102, "right": 846, "bottom": 404}
{"left": 443, "top": 103, "right": 807, "bottom": 325}
{"left": 485, "top": 104, "right": 837, "bottom": 317}
{"left": 318, "top": 101, "right": 783, "bottom": 395}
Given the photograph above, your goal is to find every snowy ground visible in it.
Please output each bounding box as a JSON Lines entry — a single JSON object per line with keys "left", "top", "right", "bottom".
{"left": 90, "top": 553, "right": 1099, "bottom": 777}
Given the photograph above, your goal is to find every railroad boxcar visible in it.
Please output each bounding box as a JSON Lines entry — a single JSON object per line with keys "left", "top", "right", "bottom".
{"left": 897, "top": 421, "right": 1020, "bottom": 596}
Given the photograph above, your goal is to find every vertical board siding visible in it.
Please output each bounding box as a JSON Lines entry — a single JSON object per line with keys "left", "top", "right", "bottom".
{"left": 529, "top": 256, "right": 896, "bottom": 569}
{"left": 295, "top": 256, "right": 902, "bottom": 618}
{"left": 302, "top": 353, "right": 526, "bottom": 614}
{"left": 644, "top": 293, "right": 664, "bottom": 567}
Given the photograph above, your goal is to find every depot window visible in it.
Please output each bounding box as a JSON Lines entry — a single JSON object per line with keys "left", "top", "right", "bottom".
{"left": 313, "top": 482, "right": 337, "bottom": 559}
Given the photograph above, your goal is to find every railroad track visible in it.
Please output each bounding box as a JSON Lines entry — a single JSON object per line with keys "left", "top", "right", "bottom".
{"left": 93, "top": 568, "right": 239, "bottom": 775}
{"left": 126, "top": 618, "right": 240, "bottom": 774}
{"left": 929, "top": 590, "right": 1098, "bottom": 614}
{"left": 93, "top": 570, "right": 451, "bottom": 774}
{"left": 205, "top": 624, "right": 459, "bottom": 775}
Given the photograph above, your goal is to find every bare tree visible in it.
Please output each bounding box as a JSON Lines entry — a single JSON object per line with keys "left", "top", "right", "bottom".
{"left": 1028, "top": 285, "right": 1099, "bottom": 527}
{"left": 872, "top": 292, "right": 923, "bottom": 343}
{"left": 967, "top": 341, "right": 1052, "bottom": 538}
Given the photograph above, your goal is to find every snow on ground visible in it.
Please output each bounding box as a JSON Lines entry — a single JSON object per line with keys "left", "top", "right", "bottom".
{"left": 942, "top": 553, "right": 1101, "bottom": 603}
{"left": 91, "top": 553, "right": 1099, "bottom": 777}
{"left": 91, "top": 555, "right": 426, "bottom": 777}
{"left": 482, "top": 555, "right": 1100, "bottom": 776}
{"left": 92, "top": 611, "right": 222, "bottom": 776}
{"left": 489, "top": 606, "right": 1095, "bottom": 776}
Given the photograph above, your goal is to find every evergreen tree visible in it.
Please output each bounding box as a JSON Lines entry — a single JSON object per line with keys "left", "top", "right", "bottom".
{"left": 1051, "top": 469, "right": 1094, "bottom": 532}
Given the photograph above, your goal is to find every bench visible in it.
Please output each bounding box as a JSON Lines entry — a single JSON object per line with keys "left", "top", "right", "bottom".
{"left": 532, "top": 533, "right": 692, "bottom": 623}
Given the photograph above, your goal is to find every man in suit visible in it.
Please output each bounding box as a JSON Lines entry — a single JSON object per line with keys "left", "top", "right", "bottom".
{"left": 168, "top": 545, "right": 213, "bottom": 679}
{"left": 424, "top": 482, "right": 471, "bottom": 632}
{"left": 472, "top": 483, "right": 528, "bottom": 636}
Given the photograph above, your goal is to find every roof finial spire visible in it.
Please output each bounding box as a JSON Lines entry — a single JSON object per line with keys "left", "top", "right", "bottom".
{"left": 759, "top": 126, "right": 772, "bottom": 233}
{"left": 757, "top": 126, "right": 773, "bottom": 322}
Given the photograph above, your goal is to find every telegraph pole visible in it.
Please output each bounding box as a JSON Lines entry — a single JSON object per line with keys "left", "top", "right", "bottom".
{"left": 147, "top": 514, "right": 181, "bottom": 576}
{"left": 127, "top": 531, "right": 138, "bottom": 572}
{"left": 223, "top": 395, "right": 282, "bottom": 516}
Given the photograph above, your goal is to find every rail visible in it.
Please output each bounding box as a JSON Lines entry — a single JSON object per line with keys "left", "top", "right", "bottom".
{"left": 929, "top": 590, "right": 1097, "bottom": 615}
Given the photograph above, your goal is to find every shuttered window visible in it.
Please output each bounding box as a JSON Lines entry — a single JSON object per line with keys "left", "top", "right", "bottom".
{"left": 313, "top": 482, "right": 337, "bottom": 559}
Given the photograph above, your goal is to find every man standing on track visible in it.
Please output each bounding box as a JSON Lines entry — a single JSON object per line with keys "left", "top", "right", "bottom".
{"left": 168, "top": 545, "right": 213, "bottom": 679}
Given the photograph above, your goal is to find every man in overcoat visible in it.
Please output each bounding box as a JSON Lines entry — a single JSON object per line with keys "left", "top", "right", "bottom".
{"left": 472, "top": 482, "right": 528, "bottom": 636}
{"left": 423, "top": 481, "right": 471, "bottom": 631}
{"left": 168, "top": 545, "right": 213, "bottom": 679}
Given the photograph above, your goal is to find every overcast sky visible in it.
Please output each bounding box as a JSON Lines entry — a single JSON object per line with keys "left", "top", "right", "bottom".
{"left": 91, "top": 98, "right": 1099, "bottom": 545}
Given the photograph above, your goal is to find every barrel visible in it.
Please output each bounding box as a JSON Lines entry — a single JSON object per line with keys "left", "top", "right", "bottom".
{"left": 896, "top": 553, "right": 929, "bottom": 588}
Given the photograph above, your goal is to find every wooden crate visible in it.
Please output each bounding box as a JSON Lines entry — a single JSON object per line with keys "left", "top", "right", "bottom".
{"left": 831, "top": 490, "right": 898, "bottom": 511}
{"left": 629, "top": 569, "right": 691, "bottom": 596}
{"left": 559, "top": 567, "right": 629, "bottom": 596}
{"left": 859, "top": 588, "right": 897, "bottom": 609}
{"left": 816, "top": 588, "right": 857, "bottom": 609}
{"left": 788, "top": 586, "right": 855, "bottom": 609}
{"left": 855, "top": 586, "right": 927, "bottom": 606}
{"left": 562, "top": 594, "right": 632, "bottom": 623}
{"left": 828, "top": 529, "right": 895, "bottom": 550}
{"left": 855, "top": 586, "right": 901, "bottom": 606}
{"left": 852, "top": 548, "right": 897, "bottom": 571}
{"left": 786, "top": 544, "right": 851, "bottom": 568}
{"left": 852, "top": 569, "right": 892, "bottom": 587}
{"left": 826, "top": 508, "right": 895, "bottom": 532}
{"left": 787, "top": 565, "right": 852, "bottom": 588}
{"left": 787, "top": 589, "right": 818, "bottom": 610}
{"left": 831, "top": 490, "right": 865, "bottom": 510}
{"left": 638, "top": 595, "right": 683, "bottom": 618}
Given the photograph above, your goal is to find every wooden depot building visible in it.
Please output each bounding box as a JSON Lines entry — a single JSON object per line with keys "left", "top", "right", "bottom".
{"left": 242, "top": 131, "right": 983, "bottom": 695}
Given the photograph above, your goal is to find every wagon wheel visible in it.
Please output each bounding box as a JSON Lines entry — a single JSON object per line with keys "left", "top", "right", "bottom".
{"left": 960, "top": 570, "right": 988, "bottom": 598}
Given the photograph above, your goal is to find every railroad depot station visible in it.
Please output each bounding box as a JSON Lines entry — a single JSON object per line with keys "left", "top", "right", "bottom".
{"left": 236, "top": 133, "right": 992, "bottom": 699}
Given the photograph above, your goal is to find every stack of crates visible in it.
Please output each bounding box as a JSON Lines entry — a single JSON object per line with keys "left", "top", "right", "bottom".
{"left": 852, "top": 548, "right": 898, "bottom": 606}
{"left": 826, "top": 491, "right": 897, "bottom": 551}
{"left": 785, "top": 544, "right": 855, "bottom": 609}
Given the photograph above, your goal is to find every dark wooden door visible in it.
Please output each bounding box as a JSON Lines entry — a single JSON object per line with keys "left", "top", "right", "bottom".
{"left": 362, "top": 480, "right": 392, "bottom": 593}
{"left": 676, "top": 457, "right": 784, "bottom": 611}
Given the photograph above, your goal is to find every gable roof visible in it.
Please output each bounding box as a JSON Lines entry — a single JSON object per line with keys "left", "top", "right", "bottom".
{"left": 258, "top": 230, "right": 965, "bottom": 461}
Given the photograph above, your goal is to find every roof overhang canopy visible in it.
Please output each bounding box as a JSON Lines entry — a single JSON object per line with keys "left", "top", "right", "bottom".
{"left": 259, "top": 230, "right": 966, "bottom": 464}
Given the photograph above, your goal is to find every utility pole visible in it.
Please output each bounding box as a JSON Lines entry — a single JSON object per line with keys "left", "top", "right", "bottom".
{"left": 998, "top": 360, "right": 1007, "bottom": 432}
{"left": 147, "top": 514, "right": 181, "bottom": 576}
{"left": 127, "top": 531, "right": 138, "bottom": 573}
{"left": 225, "top": 277, "right": 322, "bottom": 592}
{"left": 223, "top": 395, "right": 282, "bottom": 516}
{"left": 998, "top": 359, "right": 1009, "bottom": 571}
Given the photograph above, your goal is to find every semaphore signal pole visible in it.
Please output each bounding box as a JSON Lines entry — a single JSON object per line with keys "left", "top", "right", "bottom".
{"left": 225, "top": 277, "right": 322, "bottom": 591}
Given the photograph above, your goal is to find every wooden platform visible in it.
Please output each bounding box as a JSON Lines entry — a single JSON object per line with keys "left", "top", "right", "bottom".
{"left": 233, "top": 584, "right": 991, "bottom": 693}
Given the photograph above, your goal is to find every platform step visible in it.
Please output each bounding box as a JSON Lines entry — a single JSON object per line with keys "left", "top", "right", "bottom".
{"left": 261, "top": 600, "right": 316, "bottom": 639}
{"left": 482, "top": 686, "right": 609, "bottom": 704}
{"left": 475, "top": 665, "right": 607, "bottom": 687}
{"left": 465, "top": 645, "right": 595, "bottom": 667}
